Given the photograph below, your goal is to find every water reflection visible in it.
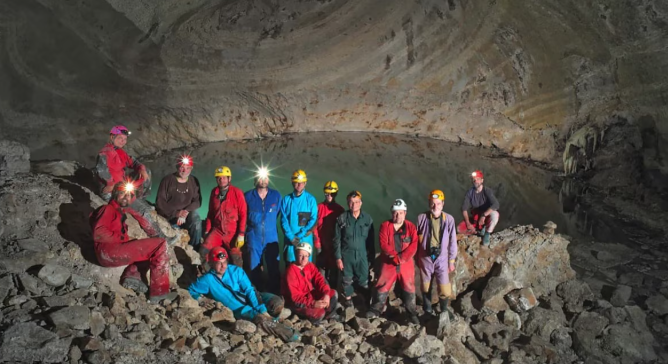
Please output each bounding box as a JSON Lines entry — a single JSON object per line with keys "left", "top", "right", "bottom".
{"left": 144, "top": 133, "right": 572, "bottom": 240}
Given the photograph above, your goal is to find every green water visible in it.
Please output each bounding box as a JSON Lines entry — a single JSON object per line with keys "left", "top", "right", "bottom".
{"left": 143, "top": 133, "right": 572, "bottom": 250}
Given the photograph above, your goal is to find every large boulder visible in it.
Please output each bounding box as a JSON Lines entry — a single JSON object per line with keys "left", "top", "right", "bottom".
{"left": 0, "top": 322, "right": 72, "bottom": 363}
{"left": 455, "top": 225, "right": 575, "bottom": 304}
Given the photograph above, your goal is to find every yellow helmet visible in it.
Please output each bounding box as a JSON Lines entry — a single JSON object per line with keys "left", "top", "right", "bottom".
{"left": 291, "top": 169, "right": 307, "bottom": 183}
{"left": 429, "top": 189, "right": 445, "bottom": 201}
{"left": 323, "top": 181, "right": 339, "bottom": 193}
{"left": 214, "top": 166, "right": 232, "bottom": 177}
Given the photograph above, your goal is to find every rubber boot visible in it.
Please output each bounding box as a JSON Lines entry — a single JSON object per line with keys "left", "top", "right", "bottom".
{"left": 440, "top": 298, "right": 455, "bottom": 321}
{"left": 403, "top": 291, "right": 420, "bottom": 325}
{"left": 422, "top": 292, "right": 433, "bottom": 315}
{"left": 367, "top": 292, "right": 388, "bottom": 319}
{"left": 149, "top": 291, "right": 178, "bottom": 304}
{"left": 482, "top": 231, "right": 491, "bottom": 246}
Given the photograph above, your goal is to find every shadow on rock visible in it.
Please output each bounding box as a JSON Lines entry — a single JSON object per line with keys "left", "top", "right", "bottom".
{"left": 54, "top": 177, "right": 98, "bottom": 264}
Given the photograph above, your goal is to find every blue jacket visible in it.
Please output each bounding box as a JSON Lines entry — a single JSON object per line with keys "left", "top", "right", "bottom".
{"left": 188, "top": 265, "right": 267, "bottom": 320}
{"left": 279, "top": 190, "right": 318, "bottom": 262}
{"left": 244, "top": 188, "right": 281, "bottom": 270}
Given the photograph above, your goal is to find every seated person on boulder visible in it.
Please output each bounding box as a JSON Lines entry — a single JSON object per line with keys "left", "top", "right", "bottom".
{"left": 367, "top": 199, "right": 419, "bottom": 324}
{"left": 417, "top": 190, "right": 457, "bottom": 318}
{"left": 155, "top": 155, "right": 203, "bottom": 249}
{"left": 188, "top": 247, "right": 299, "bottom": 342}
{"left": 457, "top": 170, "right": 500, "bottom": 246}
{"left": 90, "top": 181, "right": 178, "bottom": 303}
{"left": 282, "top": 243, "right": 339, "bottom": 324}
{"left": 93, "top": 125, "right": 174, "bottom": 239}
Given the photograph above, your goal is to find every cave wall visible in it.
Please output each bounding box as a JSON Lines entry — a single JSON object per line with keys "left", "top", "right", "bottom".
{"left": 0, "top": 0, "right": 667, "bottom": 169}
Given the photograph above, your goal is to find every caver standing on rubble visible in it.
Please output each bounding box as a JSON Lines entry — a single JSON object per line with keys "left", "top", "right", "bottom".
{"left": 417, "top": 190, "right": 457, "bottom": 318}
{"left": 333, "top": 190, "right": 375, "bottom": 308}
{"left": 93, "top": 125, "right": 172, "bottom": 238}
{"left": 244, "top": 167, "right": 282, "bottom": 293}
{"left": 457, "top": 170, "right": 500, "bottom": 246}
{"left": 367, "top": 199, "right": 419, "bottom": 324}
{"left": 155, "top": 155, "right": 202, "bottom": 249}
{"left": 282, "top": 243, "right": 340, "bottom": 324}
{"left": 201, "top": 166, "right": 247, "bottom": 267}
{"left": 313, "top": 181, "right": 345, "bottom": 287}
{"left": 279, "top": 169, "right": 318, "bottom": 263}
{"left": 189, "top": 247, "right": 300, "bottom": 342}
{"left": 90, "top": 181, "right": 178, "bottom": 303}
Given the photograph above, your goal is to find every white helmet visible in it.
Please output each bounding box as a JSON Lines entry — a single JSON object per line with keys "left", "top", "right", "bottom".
{"left": 392, "top": 199, "right": 407, "bottom": 211}
{"left": 296, "top": 242, "right": 312, "bottom": 256}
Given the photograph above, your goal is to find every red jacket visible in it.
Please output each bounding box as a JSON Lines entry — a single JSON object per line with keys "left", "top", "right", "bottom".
{"left": 95, "top": 143, "right": 146, "bottom": 190}
{"left": 379, "top": 220, "right": 418, "bottom": 265}
{"left": 282, "top": 262, "right": 331, "bottom": 308}
{"left": 90, "top": 200, "right": 157, "bottom": 245}
{"left": 313, "top": 202, "right": 344, "bottom": 250}
{"left": 205, "top": 185, "right": 247, "bottom": 237}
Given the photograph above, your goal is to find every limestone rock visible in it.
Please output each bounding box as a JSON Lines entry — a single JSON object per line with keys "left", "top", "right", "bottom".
{"left": 471, "top": 321, "right": 516, "bottom": 352}
{"left": 402, "top": 328, "right": 445, "bottom": 359}
{"left": 0, "top": 140, "right": 30, "bottom": 177}
{"left": 481, "top": 277, "right": 520, "bottom": 312}
{"left": 48, "top": 306, "right": 90, "bottom": 330}
{"left": 31, "top": 160, "right": 83, "bottom": 177}
{"left": 0, "top": 322, "right": 72, "bottom": 363}
{"left": 38, "top": 264, "right": 71, "bottom": 287}
{"left": 645, "top": 294, "right": 668, "bottom": 316}
{"left": 556, "top": 279, "right": 594, "bottom": 314}
{"left": 210, "top": 306, "right": 236, "bottom": 323}
{"left": 71, "top": 274, "right": 93, "bottom": 289}
{"left": 17, "top": 238, "right": 50, "bottom": 252}
{"left": 502, "top": 310, "right": 521, "bottom": 330}
{"left": 523, "top": 307, "right": 567, "bottom": 340}
{"left": 234, "top": 319, "right": 257, "bottom": 334}
{"left": 90, "top": 311, "right": 106, "bottom": 337}
{"left": 505, "top": 287, "right": 537, "bottom": 312}
{"left": 0, "top": 275, "right": 14, "bottom": 303}
{"left": 610, "top": 285, "right": 632, "bottom": 307}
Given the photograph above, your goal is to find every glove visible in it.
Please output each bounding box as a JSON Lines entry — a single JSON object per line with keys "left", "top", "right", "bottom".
{"left": 291, "top": 237, "right": 300, "bottom": 247}
{"left": 236, "top": 235, "right": 245, "bottom": 249}
{"left": 177, "top": 217, "right": 186, "bottom": 226}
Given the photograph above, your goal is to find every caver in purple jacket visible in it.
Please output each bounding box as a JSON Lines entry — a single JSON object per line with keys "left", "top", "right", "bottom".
{"left": 416, "top": 212, "right": 458, "bottom": 286}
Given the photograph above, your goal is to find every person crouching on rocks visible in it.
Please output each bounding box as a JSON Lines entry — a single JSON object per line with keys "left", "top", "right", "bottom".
{"left": 457, "top": 170, "right": 500, "bottom": 246}
{"left": 417, "top": 190, "right": 457, "bottom": 318}
{"left": 188, "top": 247, "right": 300, "bottom": 342}
{"left": 367, "top": 199, "right": 420, "bottom": 325}
{"left": 282, "top": 243, "right": 340, "bottom": 325}
{"left": 90, "top": 181, "right": 178, "bottom": 303}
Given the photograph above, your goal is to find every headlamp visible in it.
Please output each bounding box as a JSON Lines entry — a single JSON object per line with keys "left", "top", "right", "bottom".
{"left": 256, "top": 166, "right": 269, "bottom": 180}
{"left": 180, "top": 155, "right": 192, "bottom": 166}
{"left": 432, "top": 194, "right": 440, "bottom": 199}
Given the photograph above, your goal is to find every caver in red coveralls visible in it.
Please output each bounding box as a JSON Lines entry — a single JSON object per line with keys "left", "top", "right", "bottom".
{"left": 282, "top": 262, "right": 338, "bottom": 323}
{"left": 202, "top": 185, "right": 247, "bottom": 267}
{"left": 90, "top": 200, "right": 170, "bottom": 298}
{"left": 94, "top": 143, "right": 150, "bottom": 199}
{"left": 313, "top": 201, "right": 345, "bottom": 286}
{"left": 369, "top": 219, "right": 419, "bottom": 316}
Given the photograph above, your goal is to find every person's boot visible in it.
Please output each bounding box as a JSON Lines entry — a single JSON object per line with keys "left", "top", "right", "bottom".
{"left": 439, "top": 298, "right": 455, "bottom": 320}
{"left": 482, "top": 231, "right": 490, "bottom": 246}
{"left": 422, "top": 292, "right": 433, "bottom": 315}
{"left": 403, "top": 291, "right": 420, "bottom": 325}
{"left": 121, "top": 277, "right": 148, "bottom": 294}
{"left": 366, "top": 292, "right": 388, "bottom": 319}
{"left": 149, "top": 291, "right": 178, "bottom": 304}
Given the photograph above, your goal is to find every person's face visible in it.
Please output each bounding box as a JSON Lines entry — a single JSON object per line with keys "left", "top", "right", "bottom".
{"left": 111, "top": 134, "right": 127, "bottom": 149}
{"left": 178, "top": 164, "right": 193, "bottom": 179}
{"left": 213, "top": 259, "right": 228, "bottom": 275}
{"left": 348, "top": 196, "right": 362, "bottom": 212}
{"left": 392, "top": 210, "right": 406, "bottom": 224}
{"left": 472, "top": 177, "right": 483, "bottom": 189}
{"left": 429, "top": 198, "right": 443, "bottom": 215}
{"left": 256, "top": 177, "right": 269, "bottom": 189}
{"left": 296, "top": 250, "right": 310, "bottom": 268}
{"left": 324, "top": 193, "right": 334, "bottom": 203}
{"left": 293, "top": 182, "right": 306, "bottom": 194}
{"left": 216, "top": 176, "right": 231, "bottom": 188}
{"left": 115, "top": 190, "right": 135, "bottom": 207}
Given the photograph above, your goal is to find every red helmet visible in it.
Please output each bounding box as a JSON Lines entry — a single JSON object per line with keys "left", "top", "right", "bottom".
{"left": 178, "top": 155, "right": 193, "bottom": 167}
{"left": 208, "top": 247, "right": 228, "bottom": 262}
{"left": 110, "top": 125, "right": 131, "bottom": 136}
{"left": 471, "top": 170, "right": 484, "bottom": 179}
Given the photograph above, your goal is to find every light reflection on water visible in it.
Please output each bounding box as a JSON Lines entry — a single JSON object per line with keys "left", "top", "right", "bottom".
{"left": 143, "top": 133, "right": 574, "bottom": 245}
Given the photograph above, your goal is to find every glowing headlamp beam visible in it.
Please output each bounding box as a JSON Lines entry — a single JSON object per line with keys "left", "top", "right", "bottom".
{"left": 256, "top": 166, "right": 270, "bottom": 180}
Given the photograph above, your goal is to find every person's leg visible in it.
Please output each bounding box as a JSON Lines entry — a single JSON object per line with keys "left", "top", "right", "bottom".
{"left": 341, "top": 251, "right": 355, "bottom": 303}
{"left": 264, "top": 242, "right": 281, "bottom": 295}
{"left": 259, "top": 292, "right": 285, "bottom": 317}
{"left": 325, "top": 290, "right": 339, "bottom": 318}
{"left": 434, "top": 263, "right": 455, "bottom": 320}
{"left": 398, "top": 261, "right": 418, "bottom": 323}
{"left": 485, "top": 211, "right": 500, "bottom": 233}
{"left": 418, "top": 258, "right": 435, "bottom": 314}
{"left": 368, "top": 262, "right": 398, "bottom": 316}
{"left": 292, "top": 305, "right": 327, "bottom": 323}
{"left": 183, "top": 211, "right": 203, "bottom": 250}
{"left": 356, "top": 251, "right": 371, "bottom": 307}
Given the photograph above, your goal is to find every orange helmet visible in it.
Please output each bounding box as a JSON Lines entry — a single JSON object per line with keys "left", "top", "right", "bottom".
{"left": 429, "top": 189, "right": 445, "bottom": 201}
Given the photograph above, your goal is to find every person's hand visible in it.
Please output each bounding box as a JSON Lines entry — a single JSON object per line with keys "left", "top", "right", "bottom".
{"left": 236, "top": 235, "right": 245, "bottom": 249}
{"left": 200, "top": 298, "right": 216, "bottom": 311}
{"left": 313, "top": 300, "right": 327, "bottom": 309}
{"left": 177, "top": 217, "right": 186, "bottom": 226}
{"left": 177, "top": 210, "right": 189, "bottom": 218}
{"left": 478, "top": 215, "right": 486, "bottom": 227}
{"left": 102, "top": 185, "right": 114, "bottom": 194}
{"left": 140, "top": 169, "right": 150, "bottom": 182}
{"left": 291, "top": 237, "right": 300, "bottom": 247}
{"left": 465, "top": 222, "right": 475, "bottom": 233}
{"left": 336, "top": 259, "right": 344, "bottom": 271}
{"left": 321, "top": 294, "right": 330, "bottom": 307}
{"left": 448, "top": 262, "right": 456, "bottom": 273}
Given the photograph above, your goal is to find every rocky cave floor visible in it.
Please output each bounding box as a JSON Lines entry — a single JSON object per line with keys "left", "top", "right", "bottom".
{"left": 1, "top": 145, "right": 668, "bottom": 364}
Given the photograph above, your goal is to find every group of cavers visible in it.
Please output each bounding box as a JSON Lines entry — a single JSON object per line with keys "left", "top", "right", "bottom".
{"left": 90, "top": 125, "right": 501, "bottom": 342}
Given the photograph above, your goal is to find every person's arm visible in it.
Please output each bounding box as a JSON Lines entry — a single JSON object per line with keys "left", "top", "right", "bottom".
{"left": 237, "top": 189, "right": 247, "bottom": 237}
{"left": 205, "top": 189, "right": 216, "bottom": 233}
{"left": 313, "top": 205, "right": 323, "bottom": 250}
{"left": 124, "top": 151, "right": 147, "bottom": 175}
{"left": 333, "top": 217, "right": 342, "bottom": 260}
{"left": 183, "top": 177, "right": 202, "bottom": 212}
{"left": 311, "top": 265, "right": 331, "bottom": 298}
{"left": 237, "top": 269, "right": 266, "bottom": 313}
{"left": 280, "top": 197, "right": 296, "bottom": 242}
{"left": 303, "top": 196, "right": 318, "bottom": 234}
{"left": 91, "top": 207, "right": 121, "bottom": 244}
{"left": 447, "top": 215, "right": 458, "bottom": 263}
{"left": 94, "top": 153, "right": 114, "bottom": 191}
{"left": 378, "top": 223, "right": 394, "bottom": 259}
{"left": 462, "top": 192, "right": 472, "bottom": 224}
{"left": 366, "top": 218, "right": 376, "bottom": 264}
{"left": 483, "top": 187, "right": 500, "bottom": 214}
{"left": 126, "top": 207, "right": 159, "bottom": 237}
{"left": 155, "top": 176, "right": 175, "bottom": 219}
{"left": 188, "top": 275, "right": 211, "bottom": 300}
{"left": 400, "top": 223, "right": 419, "bottom": 263}
{"left": 285, "top": 267, "right": 315, "bottom": 308}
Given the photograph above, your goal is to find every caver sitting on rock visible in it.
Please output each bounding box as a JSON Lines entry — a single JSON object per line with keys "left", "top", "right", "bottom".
{"left": 189, "top": 247, "right": 300, "bottom": 342}
{"left": 417, "top": 190, "right": 457, "bottom": 318}
{"left": 367, "top": 199, "right": 419, "bottom": 324}
{"left": 457, "top": 170, "right": 500, "bottom": 246}
{"left": 90, "top": 181, "right": 179, "bottom": 303}
{"left": 282, "top": 243, "right": 340, "bottom": 324}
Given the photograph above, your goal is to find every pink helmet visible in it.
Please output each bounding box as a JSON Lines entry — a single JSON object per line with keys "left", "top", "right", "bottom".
{"left": 110, "top": 125, "right": 131, "bottom": 136}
